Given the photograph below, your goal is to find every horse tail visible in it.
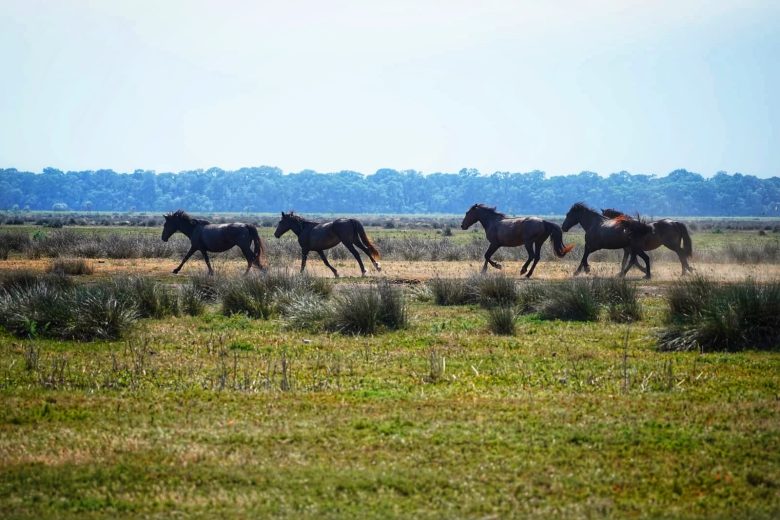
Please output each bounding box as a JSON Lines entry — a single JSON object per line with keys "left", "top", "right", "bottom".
{"left": 249, "top": 225, "right": 268, "bottom": 269}
{"left": 544, "top": 221, "right": 574, "bottom": 258}
{"left": 678, "top": 222, "right": 693, "bottom": 259}
{"left": 353, "top": 220, "right": 381, "bottom": 261}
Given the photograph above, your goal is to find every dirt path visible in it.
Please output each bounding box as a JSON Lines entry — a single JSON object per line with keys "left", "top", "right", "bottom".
{"left": 2, "top": 257, "right": 777, "bottom": 283}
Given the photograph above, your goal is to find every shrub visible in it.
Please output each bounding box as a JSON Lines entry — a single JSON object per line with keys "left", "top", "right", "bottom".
{"left": 0, "top": 270, "right": 72, "bottom": 292}
{"left": 48, "top": 258, "right": 94, "bottom": 276}
{"left": 280, "top": 292, "right": 331, "bottom": 331}
{"left": 429, "top": 278, "right": 473, "bottom": 306}
{"left": 179, "top": 284, "right": 206, "bottom": 316}
{"left": 537, "top": 279, "right": 600, "bottom": 321}
{"left": 114, "top": 277, "right": 180, "bottom": 318}
{"left": 487, "top": 305, "right": 516, "bottom": 335}
{"left": 468, "top": 273, "right": 518, "bottom": 308}
{"left": 69, "top": 285, "right": 138, "bottom": 340}
{"left": 377, "top": 281, "right": 407, "bottom": 330}
{"left": 594, "top": 278, "right": 642, "bottom": 323}
{"left": 328, "top": 282, "right": 408, "bottom": 334}
{"left": 0, "top": 280, "right": 137, "bottom": 340}
{"left": 516, "top": 281, "right": 547, "bottom": 314}
{"left": 659, "top": 279, "right": 780, "bottom": 352}
{"left": 221, "top": 276, "right": 275, "bottom": 319}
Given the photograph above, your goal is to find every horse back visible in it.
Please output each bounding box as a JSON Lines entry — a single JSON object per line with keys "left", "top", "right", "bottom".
{"left": 198, "top": 223, "right": 252, "bottom": 252}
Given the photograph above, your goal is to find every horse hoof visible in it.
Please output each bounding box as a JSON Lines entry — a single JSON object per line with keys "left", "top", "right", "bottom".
{"left": 525, "top": 273, "right": 532, "bottom": 278}
{"left": 520, "top": 268, "right": 527, "bottom": 275}
{"left": 172, "top": 269, "right": 179, "bottom": 274}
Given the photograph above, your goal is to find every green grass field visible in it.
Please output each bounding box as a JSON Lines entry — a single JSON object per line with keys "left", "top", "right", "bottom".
{"left": 0, "top": 223, "right": 779, "bottom": 518}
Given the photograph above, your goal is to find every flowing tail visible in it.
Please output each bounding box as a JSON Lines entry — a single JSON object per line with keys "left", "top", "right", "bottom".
{"left": 249, "top": 225, "right": 268, "bottom": 269}
{"left": 353, "top": 220, "right": 381, "bottom": 262}
{"left": 544, "top": 221, "right": 574, "bottom": 257}
{"left": 678, "top": 222, "right": 693, "bottom": 259}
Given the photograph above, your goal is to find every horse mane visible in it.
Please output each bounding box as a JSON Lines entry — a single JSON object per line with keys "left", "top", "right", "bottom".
{"left": 570, "top": 202, "right": 600, "bottom": 215}
{"left": 283, "top": 211, "right": 317, "bottom": 225}
{"left": 614, "top": 214, "right": 652, "bottom": 236}
{"left": 167, "top": 209, "right": 210, "bottom": 226}
{"left": 472, "top": 203, "right": 506, "bottom": 218}
{"left": 601, "top": 208, "right": 626, "bottom": 219}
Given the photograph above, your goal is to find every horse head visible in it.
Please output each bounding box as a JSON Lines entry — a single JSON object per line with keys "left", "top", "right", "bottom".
{"left": 161, "top": 212, "right": 177, "bottom": 242}
{"left": 274, "top": 211, "right": 295, "bottom": 238}
{"left": 461, "top": 204, "right": 481, "bottom": 230}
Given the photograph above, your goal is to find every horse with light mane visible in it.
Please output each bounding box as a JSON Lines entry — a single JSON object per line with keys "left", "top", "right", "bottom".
{"left": 601, "top": 208, "right": 694, "bottom": 276}
{"left": 561, "top": 202, "right": 653, "bottom": 278}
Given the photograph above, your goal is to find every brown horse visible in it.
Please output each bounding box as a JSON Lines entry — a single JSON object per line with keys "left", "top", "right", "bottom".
{"left": 274, "top": 212, "right": 381, "bottom": 277}
{"left": 601, "top": 208, "right": 694, "bottom": 275}
{"left": 461, "top": 204, "right": 574, "bottom": 277}
{"left": 162, "top": 210, "right": 267, "bottom": 275}
{"left": 561, "top": 203, "right": 653, "bottom": 278}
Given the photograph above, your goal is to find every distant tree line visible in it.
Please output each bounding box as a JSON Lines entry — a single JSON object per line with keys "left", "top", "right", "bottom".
{"left": 1, "top": 166, "right": 779, "bottom": 216}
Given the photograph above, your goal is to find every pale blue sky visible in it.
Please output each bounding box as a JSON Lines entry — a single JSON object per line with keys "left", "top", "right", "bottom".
{"left": 1, "top": 0, "right": 778, "bottom": 177}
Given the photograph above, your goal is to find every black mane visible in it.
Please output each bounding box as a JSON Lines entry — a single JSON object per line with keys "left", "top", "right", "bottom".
{"left": 167, "top": 209, "right": 210, "bottom": 226}
{"left": 473, "top": 203, "right": 506, "bottom": 218}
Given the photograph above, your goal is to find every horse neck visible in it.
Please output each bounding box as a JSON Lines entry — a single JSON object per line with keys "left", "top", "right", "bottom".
{"left": 476, "top": 208, "right": 502, "bottom": 228}
{"left": 288, "top": 219, "right": 314, "bottom": 237}
{"left": 577, "top": 209, "right": 605, "bottom": 230}
{"left": 176, "top": 218, "right": 199, "bottom": 238}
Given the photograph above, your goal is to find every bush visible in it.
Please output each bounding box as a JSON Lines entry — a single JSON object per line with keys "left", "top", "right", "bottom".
{"left": 487, "top": 305, "right": 516, "bottom": 335}
{"left": 659, "top": 279, "right": 780, "bottom": 352}
{"left": 429, "top": 278, "right": 473, "bottom": 306}
{"left": 69, "top": 286, "right": 139, "bottom": 340}
{"left": 48, "top": 258, "right": 94, "bottom": 276}
{"left": 280, "top": 292, "right": 331, "bottom": 331}
{"left": 114, "top": 277, "right": 180, "bottom": 318}
{"left": 0, "top": 280, "right": 137, "bottom": 340}
{"left": 468, "top": 273, "right": 518, "bottom": 308}
{"left": 0, "top": 270, "right": 72, "bottom": 292}
{"left": 594, "top": 278, "right": 642, "bottom": 323}
{"left": 328, "top": 282, "right": 408, "bottom": 334}
{"left": 179, "top": 284, "right": 206, "bottom": 316}
{"left": 221, "top": 276, "right": 275, "bottom": 319}
{"left": 537, "top": 279, "right": 600, "bottom": 321}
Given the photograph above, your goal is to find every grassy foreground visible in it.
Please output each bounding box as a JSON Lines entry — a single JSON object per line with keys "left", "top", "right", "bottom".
{"left": 0, "top": 286, "right": 779, "bottom": 518}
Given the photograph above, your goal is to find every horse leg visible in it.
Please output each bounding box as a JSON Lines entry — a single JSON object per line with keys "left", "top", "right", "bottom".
{"left": 353, "top": 242, "right": 381, "bottom": 272}
{"left": 482, "top": 243, "right": 501, "bottom": 273}
{"left": 201, "top": 251, "right": 214, "bottom": 275}
{"left": 300, "top": 250, "right": 309, "bottom": 273}
{"left": 240, "top": 244, "right": 255, "bottom": 274}
{"left": 575, "top": 245, "right": 591, "bottom": 276}
{"left": 317, "top": 251, "right": 339, "bottom": 278}
{"left": 637, "top": 250, "right": 651, "bottom": 279}
{"left": 673, "top": 247, "right": 692, "bottom": 275}
{"left": 519, "top": 241, "right": 534, "bottom": 275}
{"left": 526, "top": 239, "right": 545, "bottom": 278}
{"left": 172, "top": 246, "right": 197, "bottom": 274}
{"left": 343, "top": 242, "right": 367, "bottom": 276}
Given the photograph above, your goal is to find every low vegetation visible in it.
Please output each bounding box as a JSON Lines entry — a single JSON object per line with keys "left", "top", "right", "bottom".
{"left": 659, "top": 277, "right": 780, "bottom": 352}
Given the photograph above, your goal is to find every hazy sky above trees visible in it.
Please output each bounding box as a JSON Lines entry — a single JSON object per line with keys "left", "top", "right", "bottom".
{"left": 1, "top": 1, "right": 778, "bottom": 177}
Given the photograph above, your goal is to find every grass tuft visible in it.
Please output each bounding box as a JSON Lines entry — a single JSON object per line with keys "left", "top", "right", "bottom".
{"left": 487, "top": 305, "right": 516, "bottom": 335}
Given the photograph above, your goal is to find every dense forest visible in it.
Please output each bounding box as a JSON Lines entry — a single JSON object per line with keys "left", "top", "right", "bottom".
{"left": 1, "top": 167, "right": 779, "bottom": 216}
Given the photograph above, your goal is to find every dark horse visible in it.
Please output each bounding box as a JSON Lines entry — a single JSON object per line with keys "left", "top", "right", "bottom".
{"left": 461, "top": 204, "right": 574, "bottom": 277}
{"left": 274, "top": 212, "right": 381, "bottom": 277}
{"left": 561, "top": 203, "right": 653, "bottom": 278}
{"left": 162, "top": 210, "right": 267, "bottom": 275}
{"left": 602, "top": 208, "right": 694, "bottom": 276}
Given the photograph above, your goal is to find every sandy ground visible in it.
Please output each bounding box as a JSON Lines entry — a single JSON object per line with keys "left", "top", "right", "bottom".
{"left": 3, "top": 257, "right": 778, "bottom": 283}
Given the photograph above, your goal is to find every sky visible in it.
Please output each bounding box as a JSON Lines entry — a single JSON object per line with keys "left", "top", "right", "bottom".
{"left": 1, "top": 0, "right": 778, "bottom": 177}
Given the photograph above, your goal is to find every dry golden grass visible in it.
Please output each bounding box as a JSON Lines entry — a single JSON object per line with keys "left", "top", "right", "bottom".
{"left": 2, "top": 256, "right": 778, "bottom": 282}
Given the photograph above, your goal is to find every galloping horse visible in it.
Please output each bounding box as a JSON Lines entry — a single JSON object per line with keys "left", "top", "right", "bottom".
{"left": 162, "top": 210, "right": 267, "bottom": 275}
{"left": 602, "top": 208, "right": 694, "bottom": 276}
{"left": 274, "top": 212, "right": 381, "bottom": 277}
{"left": 561, "top": 203, "right": 653, "bottom": 278}
{"left": 461, "top": 204, "right": 574, "bottom": 277}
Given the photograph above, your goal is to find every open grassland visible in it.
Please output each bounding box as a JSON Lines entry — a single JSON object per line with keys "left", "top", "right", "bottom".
{"left": 0, "top": 224, "right": 779, "bottom": 518}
